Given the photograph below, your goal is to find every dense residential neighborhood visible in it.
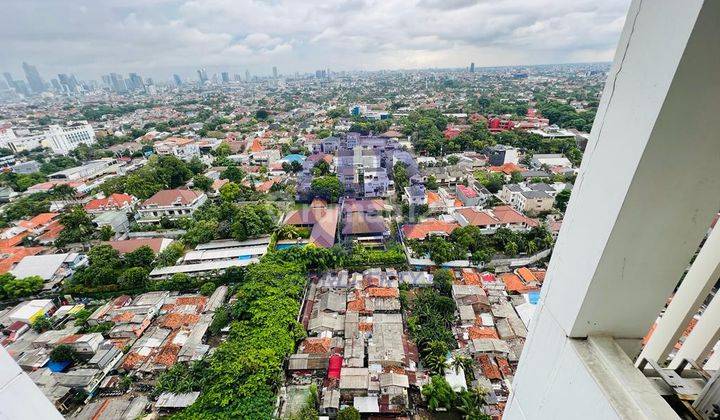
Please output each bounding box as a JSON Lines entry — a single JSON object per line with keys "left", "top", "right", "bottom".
{"left": 0, "top": 62, "right": 595, "bottom": 418}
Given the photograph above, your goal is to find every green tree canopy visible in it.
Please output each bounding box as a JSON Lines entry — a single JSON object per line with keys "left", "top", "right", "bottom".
{"left": 310, "top": 176, "right": 342, "bottom": 203}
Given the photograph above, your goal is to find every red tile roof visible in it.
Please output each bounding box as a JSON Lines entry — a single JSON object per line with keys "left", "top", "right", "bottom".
{"left": 367, "top": 287, "right": 399, "bottom": 298}
{"left": 249, "top": 138, "right": 265, "bottom": 152}
{"left": 516, "top": 267, "right": 538, "bottom": 284}
{"left": 486, "top": 163, "right": 524, "bottom": 175}
{"left": 461, "top": 269, "right": 481, "bottom": 285}
{"left": 18, "top": 213, "right": 59, "bottom": 229}
{"left": 84, "top": 193, "right": 135, "bottom": 211}
{"left": 457, "top": 184, "right": 478, "bottom": 198}
{"left": 500, "top": 273, "right": 532, "bottom": 293}
{"left": 469, "top": 326, "right": 499, "bottom": 340}
{"left": 492, "top": 206, "right": 538, "bottom": 226}
{"left": 162, "top": 313, "right": 200, "bottom": 330}
{"left": 142, "top": 189, "right": 203, "bottom": 207}
{"left": 302, "top": 337, "right": 332, "bottom": 354}
{"left": 478, "top": 354, "right": 502, "bottom": 380}
{"left": 455, "top": 208, "right": 499, "bottom": 227}
{"left": 401, "top": 219, "right": 459, "bottom": 240}
{"left": 153, "top": 344, "right": 180, "bottom": 367}
{"left": 0, "top": 246, "right": 45, "bottom": 273}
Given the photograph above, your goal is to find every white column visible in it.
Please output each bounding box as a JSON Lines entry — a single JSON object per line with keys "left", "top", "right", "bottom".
{"left": 637, "top": 226, "right": 720, "bottom": 366}
{"left": 0, "top": 346, "right": 63, "bottom": 419}
{"left": 507, "top": 0, "right": 720, "bottom": 418}
{"left": 669, "top": 291, "right": 720, "bottom": 369}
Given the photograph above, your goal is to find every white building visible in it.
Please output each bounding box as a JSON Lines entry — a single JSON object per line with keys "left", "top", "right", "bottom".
{"left": 44, "top": 121, "right": 96, "bottom": 154}
{"left": 136, "top": 189, "right": 207, "bottom": 224}
{"left": 0, "top": 121, "right": 96, "bottom": 155}
{"left": 153, "top": 137, "right": 201, "bottom": 160}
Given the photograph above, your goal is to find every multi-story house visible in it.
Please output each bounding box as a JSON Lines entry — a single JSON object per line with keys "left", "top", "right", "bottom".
{"left": 135, "top": 189, "right": 207, "bottom": 224}
{"left": 500, "top": 182, "right": 570, "bottom": 215}
{"left": 153, "top": 137, "right": 200, "bottom": 160}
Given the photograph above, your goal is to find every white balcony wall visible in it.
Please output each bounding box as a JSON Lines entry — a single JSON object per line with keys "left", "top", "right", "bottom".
{"left": 507, "top": 0, "right": 720, "bottom": 418}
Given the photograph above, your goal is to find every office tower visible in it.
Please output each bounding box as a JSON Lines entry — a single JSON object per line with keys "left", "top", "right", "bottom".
{"left": 221, "top": 72, "right": 230, "bottom": 83}
{"left": 3, "top": 73, "right": 14, "bottom": 87}
{"left": 128, "top": 73, "right": 145, "bottom": 92}
{"left": 273, "top": 66, "right": 278, "bottom": 78}
{"left": 245, "top": 70, "right": 250, "bottom": 82}
{"left": 234, "top": 74, "right": 241, "bottom": 82}
{"left": 470, "top": 62, "right": 475, "bottom": 73}
{"left": 101, "top": 74, "right": 111, "bottom": 88}
{"left": 12, "top": 80, "right": 30, "bottom": 96}
{"left": 50, "top": 79, "right": 61, "bottom": 92}
{"left": 22, "top": 62, "right": 45, "bottom": 93}
{"left": 58, "top": 73, "right": 79, "bottom": 93}
{"left": 109, "top": 73, "right": 127, "bottom": 93}
{"left": 173, "top": 74, "right": 182, "bottom": 86}
{"left": 197, "top": 68, "right": 208, "bottom": 83}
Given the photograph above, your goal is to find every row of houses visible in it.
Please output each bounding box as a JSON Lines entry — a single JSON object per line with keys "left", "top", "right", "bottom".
{"left": 448, "top": 267, "right": 545, "bottom": 417}
{"left": 0, "top": 287, "right": 227, "bottom": 414}
{"left": 282, "top": 269, "right": 425, "bottom": 417}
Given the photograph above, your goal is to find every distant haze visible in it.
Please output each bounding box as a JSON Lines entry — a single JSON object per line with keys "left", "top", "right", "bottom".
{"left": 1, "top": 0, "right": 630, "bottom": 80}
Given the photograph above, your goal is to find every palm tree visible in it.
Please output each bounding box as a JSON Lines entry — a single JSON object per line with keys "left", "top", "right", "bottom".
{"left": 457, "top": 387, "right": 491, "bottom": 420}
{"left": 423, "top": 340, "right": 450, "bottom": 375}
{"left": 276, "top": 224, "right": 302, "bottom": 240}
{"left": 422, "top": 375, "right": 456, "bottom": 412}
{"left": 451, "top": 354, "right": 473, "bottom": 375}
{"left": 424, "top": 352, "right": 448, "bottom": 376}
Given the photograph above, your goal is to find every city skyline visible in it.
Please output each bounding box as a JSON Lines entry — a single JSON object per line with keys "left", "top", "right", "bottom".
{"left": 2, "top": 0, "right": 630, "bottom": 81}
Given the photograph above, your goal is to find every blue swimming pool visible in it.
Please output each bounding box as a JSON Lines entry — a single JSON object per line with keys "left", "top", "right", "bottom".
{"left": 528, "top": 291, "right": 540, "bottom": 304}
{"left": 276, "top": 243, "right": 303, "bottom": 250}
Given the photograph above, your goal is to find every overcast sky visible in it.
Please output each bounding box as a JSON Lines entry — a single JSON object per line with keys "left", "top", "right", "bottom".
{"left": 1, "top": 0, "right": 631, "bottom": 82}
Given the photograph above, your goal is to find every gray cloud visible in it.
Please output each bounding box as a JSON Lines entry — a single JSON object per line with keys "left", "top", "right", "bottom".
{"left": 0, "top": 0, "right": 630, "bottom": 81}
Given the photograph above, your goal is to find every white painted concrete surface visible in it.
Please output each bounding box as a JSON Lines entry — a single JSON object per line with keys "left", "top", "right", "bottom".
{"left": 0, "top": 346, "right": 63, "bottom": 419}
{"left": 507, "top": 0, "right": 720, "bottom": 418}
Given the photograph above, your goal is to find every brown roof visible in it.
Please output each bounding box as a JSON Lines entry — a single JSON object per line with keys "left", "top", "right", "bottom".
{"left": 491, "top": 206, "right": 538, "bottom": 226}
{"left": 18, "top": 213, "right": 59, "bottom": 229}
{"left": 106, "top": 238, "right": 167, "bottom": 254}
{"left": 401, "top": 219, "right": 458, "bottom": 240}
{"left": 456, "top": 208, "right": 499, "bottom": 227}
{"left": 367, "top": 287, "right": 399, "bottom": 298}
{"left": 302, "top": 337, "right": 332, "bottom": 354}
{"left": 142, "top": 189, "right": 203, "bottom": 207}
{"left": 162, "top": 313, "right": 200, "bottom": 330}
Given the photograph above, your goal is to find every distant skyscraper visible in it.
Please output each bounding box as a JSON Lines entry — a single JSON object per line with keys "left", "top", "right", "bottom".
{"left": 2, "top": 73, "right": 14, "bottom": 87}
{"left": 13, "top": 80, "right": 30, "bottom": 96}
{"left": 245, "top": 70, "right": 250, "bottom": 82}
{"left": 470, "top": 62, "right": 475, "bottom": 73}
{"left": 50, "top": 79, "right": 61, "bottom": 92}
{"left": 57, "top": 73, "right": 78, "bottom": 93}
{"left": 197, "top": 68, "right": 208, "bottom": 83}
{"left": 3, "top": 73, "right": 29, "bottom": 96}
{"left": 234, "top": 74, "right": 241, "bottom": 82}
{"left": 109, "top": 73, "right": 127, "bottom": 93}
{"left": 128, "top": 73, "right": 145, "bottom": 92}
{"left": 173, "top": 74, "right": 182, "bottom": 86}
{"left": 22, "top": 62, "right": 45, "bottom": 93}
{"left": 221, "top": 72, "right": 230, "bottom": 83}
{"left": 273, "top": 66, "right": 278, "bottom": 78}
